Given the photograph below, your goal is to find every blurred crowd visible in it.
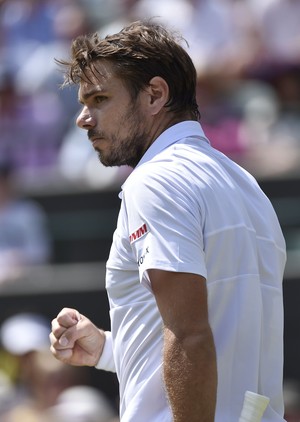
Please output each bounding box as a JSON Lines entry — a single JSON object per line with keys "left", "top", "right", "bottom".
{"left": 0, "top": 0, "right": 300, "bottom": 192}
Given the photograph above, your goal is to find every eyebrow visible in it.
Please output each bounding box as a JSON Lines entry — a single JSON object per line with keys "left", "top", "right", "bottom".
{"left": 78, "top": 87, "right": 105, "bottom": 104}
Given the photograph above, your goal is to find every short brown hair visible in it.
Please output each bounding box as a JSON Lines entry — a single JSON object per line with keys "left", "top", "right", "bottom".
{"left": 58, "top": 20, "right": 200, "bottom": 119}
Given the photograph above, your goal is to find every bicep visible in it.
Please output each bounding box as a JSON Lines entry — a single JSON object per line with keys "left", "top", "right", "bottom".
{"left": 148, "top": 269, "right": 209, "bottom": 337}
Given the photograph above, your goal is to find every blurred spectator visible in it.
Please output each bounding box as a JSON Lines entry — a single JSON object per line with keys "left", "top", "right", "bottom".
{"left": 98, "top": 0, "right": 142, "bottom": 37}
{"left": 0, "top": 312, "right": 91, "bottom": 421}
{"left": 0, "top": 313, "right": 50, "bottom": 356}
{"left": 0, "top": 312, "right": 51, "bottom": 419}
{"left": 77, "top": 0, "right": 121, "bottom": 32}
{"left": 0, "top": 161, "right": 51, "bottom": 282}
{"left": 45, "top": 385, "right": 118, "bottom": 422}
{"left": 258, "top": 0, "right": 300, "bottom": 67}
{"left": 217, "top": 0, "right": 266, "bottom": 76}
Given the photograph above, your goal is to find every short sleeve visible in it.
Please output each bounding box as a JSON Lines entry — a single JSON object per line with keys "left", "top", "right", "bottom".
{"left": 122, "top": 166, "right": 207, "bottom": 289}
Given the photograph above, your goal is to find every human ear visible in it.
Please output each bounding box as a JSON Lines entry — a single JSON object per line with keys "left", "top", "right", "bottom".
{"left": 145, "top": 76, "right": 169, "bottom": 115}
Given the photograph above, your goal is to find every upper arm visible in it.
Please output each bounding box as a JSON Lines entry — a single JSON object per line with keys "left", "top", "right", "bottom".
{"left": 148, "top": 269, "right": 210, "bottom": 338}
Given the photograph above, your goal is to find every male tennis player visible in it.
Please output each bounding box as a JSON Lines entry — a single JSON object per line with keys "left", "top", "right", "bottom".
{"left": 49, "top": 21, "right": 286, "bottom": 422}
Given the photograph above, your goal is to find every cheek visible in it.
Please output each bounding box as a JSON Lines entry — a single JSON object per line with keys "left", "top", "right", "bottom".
{"left": 114, "top": 111, "right": 133, "bottom": 132}
{"left": 105, "top": 106, "right": 123, "bottom": 124}
{"left": 100, "top": 101, "right": 137, "bottom": 134}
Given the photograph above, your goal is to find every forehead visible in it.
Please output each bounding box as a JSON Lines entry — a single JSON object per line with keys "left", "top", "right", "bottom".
{"left": 78, "top": 60, "right": 122, "bottom": 99}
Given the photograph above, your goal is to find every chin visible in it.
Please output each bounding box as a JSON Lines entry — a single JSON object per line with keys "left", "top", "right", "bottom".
{"left": 98, "top": 154, "right": 118, "bottom": 167}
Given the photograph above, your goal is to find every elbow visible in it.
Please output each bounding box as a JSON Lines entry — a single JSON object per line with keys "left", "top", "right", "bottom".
{"left": 165, "top": 324, "right": 216, "bottom": 361}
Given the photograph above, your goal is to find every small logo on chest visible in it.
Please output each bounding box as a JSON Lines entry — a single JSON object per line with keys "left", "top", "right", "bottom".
{"left": 138, "top": 246, "right": 150, "bottom": 266}
{"left": 129, "top": 223, "right": 148, "bottom": 244}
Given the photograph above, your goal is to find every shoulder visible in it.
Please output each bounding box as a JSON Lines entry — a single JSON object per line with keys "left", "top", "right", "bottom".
{"left": 123, "top": 158, "right": 188, "bottom": 204}
{"left": 122, "top": 156, "right": 204, "bottom": 224}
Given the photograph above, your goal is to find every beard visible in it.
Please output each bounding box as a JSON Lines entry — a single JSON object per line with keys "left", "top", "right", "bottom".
{"left": 88, "top": 105, "right": 150, "bottom": 168}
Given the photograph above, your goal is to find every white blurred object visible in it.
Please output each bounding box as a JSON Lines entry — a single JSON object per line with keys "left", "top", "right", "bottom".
{"left": 239, "top": 391, "right": 270, "bottom": 422}
{"left": 0, "top": 313, "right": 50, "bottom": 355}
{"left": 47, "top": 385, "right": 117, "bottom": 422}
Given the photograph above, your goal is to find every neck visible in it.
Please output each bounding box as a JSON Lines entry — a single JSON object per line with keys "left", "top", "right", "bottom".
{"left": 147, "top": 112, "right": 196, "bottom": 150}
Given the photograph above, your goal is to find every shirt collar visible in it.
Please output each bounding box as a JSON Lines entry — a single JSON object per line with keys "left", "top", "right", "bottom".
{"left": 120, "top": 120, "right": 209, "bottom": 195}
{"left": 137, "top": 121, "right": 209, "bottom": 168}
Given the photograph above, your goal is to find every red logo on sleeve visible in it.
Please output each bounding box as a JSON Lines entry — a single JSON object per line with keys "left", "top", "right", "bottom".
{"left": 129, "top": 223, "right": 148, "bottom": 244}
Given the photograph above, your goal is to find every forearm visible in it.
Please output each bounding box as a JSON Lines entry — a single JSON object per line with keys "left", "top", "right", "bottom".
{"left": 163, "top": 326, "right": 217, "bottom": 422}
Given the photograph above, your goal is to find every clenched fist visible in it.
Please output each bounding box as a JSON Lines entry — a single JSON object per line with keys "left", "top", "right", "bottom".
{"left": 49, "top": 307, "right": 106, "bottom": 367}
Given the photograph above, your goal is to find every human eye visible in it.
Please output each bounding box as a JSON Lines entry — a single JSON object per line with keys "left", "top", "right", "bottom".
{"left": 95, "top": 95, "right": 107, "bottom": 104}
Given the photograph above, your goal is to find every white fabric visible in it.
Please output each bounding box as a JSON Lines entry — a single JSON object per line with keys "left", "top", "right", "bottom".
{"left": 95, "top": 331, "right": 115, "bottom": 372}
{"left": 101, "top": 121, "right": 286, "bottom": 422}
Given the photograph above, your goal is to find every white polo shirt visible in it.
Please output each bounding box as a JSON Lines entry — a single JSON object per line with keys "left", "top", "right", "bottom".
{"left": 97, "top": 121, "right": 286, "bottom": 422}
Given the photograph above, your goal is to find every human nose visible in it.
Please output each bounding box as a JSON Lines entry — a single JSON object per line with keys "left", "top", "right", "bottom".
{"left": 76, "top": 106, "right": 96, "bottom": 130}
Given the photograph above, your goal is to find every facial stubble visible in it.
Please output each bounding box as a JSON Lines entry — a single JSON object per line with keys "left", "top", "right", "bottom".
{"left": 91, "top": 100, "right": 150, "bottom": 168}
